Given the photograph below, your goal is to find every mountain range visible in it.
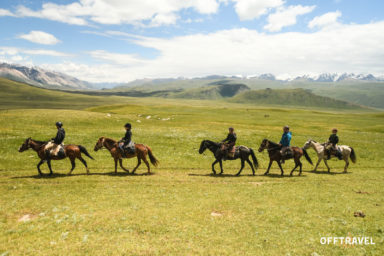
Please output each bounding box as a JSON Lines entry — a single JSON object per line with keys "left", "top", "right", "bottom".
{"left": 1, "top": 62, "right": 384, "bottom": 109}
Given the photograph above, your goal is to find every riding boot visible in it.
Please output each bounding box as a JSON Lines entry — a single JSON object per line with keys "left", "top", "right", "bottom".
{"left": 45, "top": 149, "right": 51, "bottom": 161}
{"left": 336, "top": 150, "right": 342, "bottom": 160}
{"left": 327, "top": 151, "right": 331, "bottom": 160}
{"left": 57, "top": 149, "right": 66, "bottom": 158}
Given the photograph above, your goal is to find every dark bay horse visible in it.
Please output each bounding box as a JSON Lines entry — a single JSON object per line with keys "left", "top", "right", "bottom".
{"left": 199, "top": 140, "right": 258, "bottom": 176}
{"left": 258, "top": 139, "right": 312, "bottom": 176}
{"left": 18, "top": 138, "right": 94, "bottom": 176}
{"left": 94, "top": 137, "right": 159, "bottom": 174}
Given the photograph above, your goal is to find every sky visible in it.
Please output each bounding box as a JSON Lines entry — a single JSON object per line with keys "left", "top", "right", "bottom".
{"left": 0, "top": 0, "right": 384, "bottom": 83}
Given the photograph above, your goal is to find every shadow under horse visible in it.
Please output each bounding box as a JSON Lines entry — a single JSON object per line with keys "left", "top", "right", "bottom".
{"left": 199, "top": 140, "right": 258, "bottom": 176}
{"left": 18, "top": 137, "right": 94, "bottom": 176}
{"left": 258, "top": 139, "right": 313, "bottom": 176}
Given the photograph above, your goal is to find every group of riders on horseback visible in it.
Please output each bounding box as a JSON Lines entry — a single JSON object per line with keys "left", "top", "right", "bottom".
{"left": 219, "top": 125, "right": 342, "bottom": 162}
{"left": 19, "top": 120, "right": 352, "bottom": 176}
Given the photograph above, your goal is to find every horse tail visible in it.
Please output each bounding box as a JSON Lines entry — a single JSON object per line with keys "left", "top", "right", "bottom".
{"left": 146, "top": 146, "right": 159, "bottom": 167}
{"left": 78, "top": 145, "right": 94, "bottom": 160}
{"left": 302, "top": 148, "right": 313, "bottom": 165}
{"left": 249, "top": 148, "right": 259, "bottom": 169}
{"left": 349, "top": 147, "right": 357, "bottom": 163}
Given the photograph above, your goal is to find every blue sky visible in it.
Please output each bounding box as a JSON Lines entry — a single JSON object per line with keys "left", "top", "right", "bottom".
{"left": 1, "top": 0, "right": 384, "bottom": 82}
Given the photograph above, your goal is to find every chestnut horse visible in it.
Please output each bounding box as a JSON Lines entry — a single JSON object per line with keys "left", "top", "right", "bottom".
{"left": 258, "top": 139, "right": 312, "bottom": 176}
{"left": 18, "top": 137, "right": 94, "bottom": 176}
{"left": 94, "top": 137, "right": 159, "bottom": 174}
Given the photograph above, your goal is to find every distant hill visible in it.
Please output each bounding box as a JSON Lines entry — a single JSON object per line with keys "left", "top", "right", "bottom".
{"left": 0, "top": 77, "right": 130, "bottom": 109}
{"left": 230, "top": 88, "right": 364, "bottom": 109}
{"left": 171, "top": 83, "right": 250, "bottom": 99}
{"left": 0, "top": 63, "right": 94, "bottom": 90}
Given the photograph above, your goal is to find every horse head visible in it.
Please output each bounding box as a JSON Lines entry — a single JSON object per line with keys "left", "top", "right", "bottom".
{"left": 94, "top": 137, "right": 105, "bottom": 151}
{"left": 199, "top": 140, "right": 207, "bottom": 154}
{"left": 18, "top": 137, "right": 31, "bottom": 152}
{"left": 303, "top": 139, "right": 312, "bottom": 149}
{"left": 258, "top": 139, "right": 269, "bottom": 152}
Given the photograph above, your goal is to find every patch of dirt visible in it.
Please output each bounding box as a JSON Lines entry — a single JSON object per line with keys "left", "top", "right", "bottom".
{"left": 211, "top": 211, "right": 223, "bottom": 217}
{"left": 353, "top": 211, "right": 366, "bottom": 218}
{"left": 18, "top": 213, "right": 38, "bottom": 222}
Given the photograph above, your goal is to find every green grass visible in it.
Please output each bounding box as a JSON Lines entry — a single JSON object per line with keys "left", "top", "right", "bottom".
{"left": 0, "top": 86, "right": 383, "bottom": 255}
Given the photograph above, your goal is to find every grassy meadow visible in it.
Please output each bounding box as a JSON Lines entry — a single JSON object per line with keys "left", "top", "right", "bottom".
{"left": 0, "top": 79, "right": 384, "bottom": 255}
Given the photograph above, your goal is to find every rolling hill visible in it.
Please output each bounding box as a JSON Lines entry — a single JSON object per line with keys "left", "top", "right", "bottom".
{"left": 0, "top": 77, "right": 131, "bottom": 109}
{"left": 230, "top": 88, "right": 364, "bottom": 109}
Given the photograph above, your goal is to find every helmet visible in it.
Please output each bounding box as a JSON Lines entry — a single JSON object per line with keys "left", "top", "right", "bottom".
{"left": 229, "top": 127, "right": 234, "bottom": 130}
{"left": 284, "top": 125, "right": 289, "bottom": 129}
{"left": 56, "top": 122, "right": 63, "bottom": 127}
{"left": 124, "top": 123, "right": 131, "bottom": 128}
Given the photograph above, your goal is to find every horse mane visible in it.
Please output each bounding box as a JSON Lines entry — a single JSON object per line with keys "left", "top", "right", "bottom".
{"left": 104, "top": 137, "right": 118, "bottom": 147}
{"left": 30, "top": 138, "right": 48, "bottom": 145}
{"left": 266, "top": 139, "right": 279, "bottom": 147}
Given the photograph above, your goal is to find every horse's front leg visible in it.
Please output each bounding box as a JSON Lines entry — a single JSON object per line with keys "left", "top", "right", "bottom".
{"left": 323, "top": 159, "right": 331, "bottom": 172}
{"left": 211, "top": 159, "right": 218, "bottom": 175}
{"left": 114, "top": 158, "right": 118, "bottom": 173}
{"left": 264, "top": 160, "right": 273, "bottom": 175}
{"left": 235, "top": 159, "right": 245, "bottom": 176}
{"left": 37, "top": 159, "right": 44, "bottom": 176}
{"left": 219, "top": 160, "right": 223, "bottom": 174}
{"left": 119, "top": 159, "right": 129, "bottom": 173}
{"left": 313, "top": 154, "right": 322, "bottom": 172}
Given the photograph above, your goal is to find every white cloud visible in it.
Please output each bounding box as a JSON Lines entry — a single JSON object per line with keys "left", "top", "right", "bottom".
{"left": 231, "top": 0, "right": 284, "bottom": 20}
{"left": 18, "top": 31, "right": 60, "bottom": 45}
{"left": 57, "top": 21, "right": 384, "bottom": 83}
{"left": 88, "top": 50, "right": 145, "bottom": 65}
{"left": 0, "top": 8, "right": 15, "bottom": 16}
{"left": 308, "top": 11, "right": 342, "bottom": 29}
{"left": 264, "top": 5, "right": 316, "bottom": 32}
{"left": 0, "top": 46, "right": 71, "bottom": 57}
{"left": 13, "top": 0, "right": 220, "bottom": 26}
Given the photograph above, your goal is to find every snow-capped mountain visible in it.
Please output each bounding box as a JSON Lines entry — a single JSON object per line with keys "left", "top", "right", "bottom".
{"left": 293, "top": 73, "right": 384, "bottom": 82}
{"left": 0, "top": 63, "right": 92, "bottom": 89}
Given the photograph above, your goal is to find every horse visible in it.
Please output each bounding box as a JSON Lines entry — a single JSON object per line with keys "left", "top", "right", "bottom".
{"left": 303, "top": 139, "right": 356, "bottom": 173}
{"left": 94, "top": 137, "right": 159, "bottom": 174}
{"left": 198, "top": 140, "right": 258, "bottom": 176}
{"left": 18, "top": 137, "right": 94, "bottom": 176}
{"left": 258, "top": 139, "right": 313, "bottom": 176}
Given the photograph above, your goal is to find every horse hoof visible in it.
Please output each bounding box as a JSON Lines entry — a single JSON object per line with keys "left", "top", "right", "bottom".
{"left": 263, "top": 173, "right": 268, "bottom": 176}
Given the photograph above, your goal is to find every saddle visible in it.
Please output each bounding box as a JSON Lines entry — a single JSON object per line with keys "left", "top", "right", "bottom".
{"left": 44, "top": 142, "right": 65, "bottom": 158}
{"left": 119, "top": 141, "right": 136, "bottom": 157}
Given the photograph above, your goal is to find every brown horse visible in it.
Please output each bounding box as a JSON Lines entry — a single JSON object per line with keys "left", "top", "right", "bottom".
{"left": 94, "top": 137, "right": 159, "bottom": 174}
{"left": 18, "top": 137, "right": 94, "bottom": 176}
{"left": 258, "top": 139, "right": 313, "bottom": 176}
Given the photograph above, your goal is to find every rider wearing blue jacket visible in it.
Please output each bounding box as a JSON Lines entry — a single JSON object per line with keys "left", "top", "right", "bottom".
{"left": 279, "top": 125, "right": 292, "bottom": 163}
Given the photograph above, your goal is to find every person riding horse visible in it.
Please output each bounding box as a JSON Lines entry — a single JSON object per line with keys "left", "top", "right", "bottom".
{"left": 279, "top": 125, "right": 292, "bottom": 163}
{"left": 118, "top": 123, "right": 135, "bottom": 155}
{"left": 221, "top": 127, "right": 237, "bottom": 159}
{"left": 326, "top": 128, "right": 342, "bottom": 160}
{"left": 45, "top": 121, "right": 66, "bottom": 159}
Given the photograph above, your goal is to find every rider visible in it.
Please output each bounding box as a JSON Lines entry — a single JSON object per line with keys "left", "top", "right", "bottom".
{"left": 221, "top": 127, "right": 237, "bottom": 159}
{"left": 119, "top": 123, "right": 134, "bottom": 155}
{"left": 45, "top": 121, "right": 66, "bottom": 158}
{"left": 279, "top": 125, "right": 292, "bottom": 163}
{"left": 326, "top": 128, "right": 342, "bottom": 160}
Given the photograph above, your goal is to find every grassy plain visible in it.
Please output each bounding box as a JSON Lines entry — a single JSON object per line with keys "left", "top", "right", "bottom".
{"left": 0, "top": 80, "right": 383, "bottom": 255}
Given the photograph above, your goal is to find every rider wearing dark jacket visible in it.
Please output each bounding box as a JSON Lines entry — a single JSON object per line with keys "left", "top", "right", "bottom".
{"left": 52, "top": 125, "right": 65, "bottom": 144}
{"left": 45, "top": 122, "right": 65, "bottom": 158}
{"left": 119, "top": 123, "right": 134, "bottom": 154}
{"left": 222, "top": 127, "right": 237, "bottom": 159}
{"left": 327, "top": 128, "right": 342, "bottom": 160}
